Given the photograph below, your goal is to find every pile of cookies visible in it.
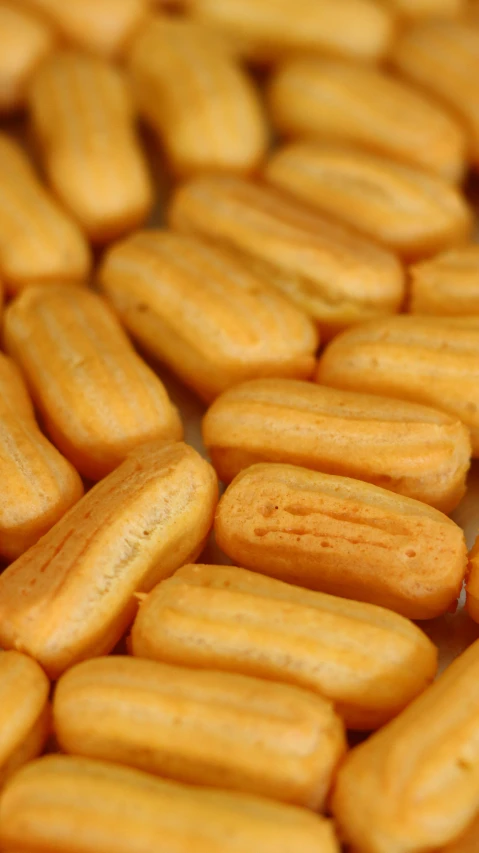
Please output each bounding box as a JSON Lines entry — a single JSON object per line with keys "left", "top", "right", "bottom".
{"left": 1, "top": 1, "right": 479, "bottom": 851}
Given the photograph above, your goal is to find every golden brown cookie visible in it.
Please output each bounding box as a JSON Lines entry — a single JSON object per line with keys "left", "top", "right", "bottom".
{"left": 215, "top": 463, "right": 467, "bottom": 619}
{"left": 267, "top": 57, "right": 467, "bottom": 182}
{"left": 332, "top": 638, "right": 479, "bottom": 853}
{"left": 169, "top": 175, "right": 405, "bottom": 338}
{"left": 317, "top": 315, "right": 479, "bottom": 455}
{"left": 0, "top": 133, "right": 90, "bottom": 294}
{"left": 409, "top": 246, "right": 479, "bottom": 315}
{"left": 0, "top": 352, "right": 83, "bottom": 560}
{"left": 3, "top": 285, "right": 182, "bottom": 479}
{"left": 131, "top": 563, "right": 438, "bottom": 730}
{"left": 265, "top": 142, "right": 472, "bottom": 259}
{"left": 99, "top": 230, "right": 318, "bottom": 402}
{"left": 202, "top": 378, "right": 471, "bottom": 512}
{"left": 54, "top": 655, "right": 346, "bottom": 809}
{"left": 0, "top": 2, "right": 55, "bottom": 114}
{"left": 393, "top": 20, "right": 479, "bottom": 168}
{"left": 0, "top": 756, "right": 340, "bottom": 853}
{"left": 29, "top": 50, "right": 153, "bottom": 243}
{"left": 0, "top": 441, "right": 218, "bottom": 678}
{"left": 0, "top": 651, "right": 50, "bottom": 789}
{"left": 186, "top": 0, "right": 396, "bottom": 64}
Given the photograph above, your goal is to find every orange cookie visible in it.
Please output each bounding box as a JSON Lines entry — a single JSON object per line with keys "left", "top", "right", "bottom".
{"left": 393, "top": 20, "right": 479, "bottom": 168}
{"left": 410, "top": 246, "right": 479, "bottom": 315}
{"left": 267, "top": 57, "right": 467, "bottom": 182}
{"left": 0, "top": 651, "right": 50, "bottom": 789}
{"left": 0, "top": 353, "right": 83, "bottom": 560}
{"left": 0, "top": 133, "right": 90, "bottom": 294}
{"left": 127, "top": 16, "right": 268, "bottom": 178}
{"left": 169, "top": 175, "right": 404, "bottom": 338}
{"left": 202, "top": 378, "right": 471, "bottom": 512}
{"left": 0, "top": 2, "right": 54, "bottom": 114}
{"left": 265, "top": 142, "right": 472, "bottom": 259}
{"left": 131, "top": 564, "right": 437, "bottom": 730}
{"left": 186, "top": 0, "right": 396, "bottom": 64}
{"left": 0, "top": 756, "right": 339, "bottom": 853}
{"left": 99, "top": 230, "right": 318, "bottom": 402}
{"left": 215, "top": 463, "right": 467, "bottom": 619}
{"left": 17, "top": 0, "right": 149, "bottom": 57}
{"left": 317, "top": 315, "right": 479, "bottom": 455}
{"left": 4, "top": 285, "right": 182, "bottom": 479}
{"left": 54, "top": 655, "right": 346, "bottom": 810}
{"left": 29, "top": 50, "right": 153, "bottom": 243}
{"left": 0, "top": 442, "right": 218, "bottom": 678}
{"left": 332, "top": 638, "right": 479, "bottom": 853}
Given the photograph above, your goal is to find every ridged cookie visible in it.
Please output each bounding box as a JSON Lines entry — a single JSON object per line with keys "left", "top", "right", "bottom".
{"left": 215, "top": 463, "right": 467, "bottom": 619}
{"left": 17, "top": 0, "right": 149, "bottom": 57}
{"left": 332, "top": 638, "right": 479, "bottom": 853}
{"left": 127, "top": 16, "right": 268, "bottom": 177}
{"left": 0, "top": 2, "right": 54, "bottom": 113}
{"left": 265, "top": 142, "right": 472, "bottom": 259}
{"left": 0, "top": 133, "right": 90, "bottom": 294}
{"left": 131, "top": 564, "right": 438, "bottom": 730}
{"left": 0, "top": 756, "right": 339, "bottom": 853}
{"left": 99, "top": 230, "right": 318, "bottom": 402}
{"left": 3, "top": 285, "right": 182, "bottom": 479}
{"left": 202, "top": 377, "right": 471, "bottom": 512}
{"left": 0, "top": 651, "right": 50, "bottom": 789}
{"left": 29, "top": 49, "right": 153, "bottom": 243}
{"left": 393, "top": 20, "right": 479, "bottom": 167}
{"left": 169, "top": 175, "right": 404, "bottom": 337}
{"left": 410, "top": 246, "right": 479, "bottom": 315}
{"left": 0, "top": 352, "right": 83, "bottom": 560}
{"left": 186, "top": 0, "right": 396, "bottom": 64}
{"left": 317, "top": 315, "right": 479, "bottom": 455}
{"left": 0, "top": 441, "right": 218, "bottom": 678}
{"left": 267, "top": 57, "right": 467, "bottom": 182}
{"left": 54, "top": 655, "right": 346, "bottom": 809}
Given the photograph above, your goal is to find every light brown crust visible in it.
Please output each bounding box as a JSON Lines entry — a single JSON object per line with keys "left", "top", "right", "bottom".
{"left": 0, "top": 755, "right": 340, "bottom": 853}
{"left": 28, "top": 50, "right": 153, "bottom": 243}
{"left": 214, "top": 463, "right": 467, "bottom": 619}
{"left": 332, "top": 638, "right": 479, "bottom": 853}
{"left": 266, "top": 57, "right": 467, "bottom": 182}
{"left": 202, "top": 377, "right": 471, "bottom": 512}
{"left": 127, "top": 17, "right": 268, "bottom": 178}
{"left": 0, "top": 441, "right": 218, "bottom": 678}
{"left": 317, "top": 315, "right": 479, "bottom": 456}
{"left": 131, "top": 563, "right": 438, "bottom": 730}
{"left": 99, "top": 230, "right": 318, "bottom": 402}
{"left": 265, "top": 142, "right": 473, "bottom": 259}
{"left": 0, "top": 651, "right": 50, "bottom": 788}
{"left": 54, "top": 655, "right": 346, "bottom": 809}
{"left": 0, "top": 133, "right": 91, "bottom": 294}
{"left": 186, "top": 0, "right": 396, "bottom": 64}
{"left": 169, "top": 175, "right": 405, "bottom": 337}
{"left": 392, "top": 20, "right": 479, "bottom": 165}
{"left": 0, "top": 353, "right": 84, "bottom": 560}
{"left": 3, "top": 284, "right": 183, "bottom": 479}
